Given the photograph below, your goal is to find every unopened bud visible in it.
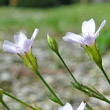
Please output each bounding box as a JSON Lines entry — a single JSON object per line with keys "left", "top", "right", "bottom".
{"left": 47, "top": 34, "right": 59, "bottom": 53}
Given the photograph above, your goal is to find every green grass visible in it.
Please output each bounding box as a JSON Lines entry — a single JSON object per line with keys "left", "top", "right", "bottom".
{"left": 0, "top": 3, "right": 110, "bottom": 53}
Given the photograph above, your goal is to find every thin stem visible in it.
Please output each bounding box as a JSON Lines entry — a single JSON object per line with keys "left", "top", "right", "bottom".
{"left": 82, "top": 85, "right": 110, "bottom": 103}
{"left": 72, "top": 82, "right": 102, "bottom": 100}
{"left": 57, "top": 52, "right": 110, "bottom": 104}
{"left": 100, "top": 66, "right": 110, "bottom": 84}
{"left": 86, "top": 103, "right": 93, "bottom": 110}
{"left": 35, "top": 71, "right": 64, "bottom": 106}
{"left": 93, "top": 88, "right": 110, "bottom": 104}
{"left": 72, "top": 82, "right": 110, "bottom": 104}
{"left": 71, "top": 82, "right": 89, "bottom": 94}
{"left": 1, "top": 100, "right": 10, "bottom": 110}
{"left": 56, "top": 52, "right": 79, "bottom": 85}
{"left": 82, "top": 85, "right": 101, "bottom": 97}
{"left": 3, "top": 91, "right": 37, "bottom": 110}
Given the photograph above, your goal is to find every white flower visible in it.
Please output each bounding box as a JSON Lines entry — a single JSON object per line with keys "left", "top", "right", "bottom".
{"left": 58, "top": 102, "right": 86, "bottom": 110}
{"left": 3, "top": 28, "right": 39, "bottom": 54}
{"left": 63, "top": 18, "right": 106, "bottom": 46}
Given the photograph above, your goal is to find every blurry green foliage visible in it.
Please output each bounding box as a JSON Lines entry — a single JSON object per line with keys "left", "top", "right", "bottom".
{"left": 59, "top": 0, "right": 79, "bottom": 5}
{"left": 0, "top": 3, "right": 110, "bottom": 53}
{"left": 97, "top": 31, "right": 110, "bottom": 54}
{"left": 17, "top": 0, "right": 79, "bottom": 8}
{"left": 0, "top": 0, "right": 9, "bottom": 6}
{"left": 18, "top": 0, "right": 59, "bottom": 8}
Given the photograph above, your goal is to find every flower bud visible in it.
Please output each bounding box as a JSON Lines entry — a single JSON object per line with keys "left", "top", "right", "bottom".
{"left": 47, "top": 34, "right": 59, "bottom": 54}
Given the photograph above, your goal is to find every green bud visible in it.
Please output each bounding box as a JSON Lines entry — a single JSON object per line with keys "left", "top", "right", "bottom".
{"left": 47, "top": 34, "right": 59, "bottom": 53}
{"left": 18, "top": 48, "right": 38, "bottom": 73}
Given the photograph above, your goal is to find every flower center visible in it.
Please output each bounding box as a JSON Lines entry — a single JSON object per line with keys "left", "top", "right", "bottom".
{"left": 15, "top": 45, "right": 24, "bottom": 54}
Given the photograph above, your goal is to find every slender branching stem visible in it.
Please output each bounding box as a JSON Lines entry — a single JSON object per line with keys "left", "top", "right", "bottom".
{"left": 35, "top": 71, "right": 64, "bottom": 106}
{"left": 100, "top": 66, "right": 110, "bottom": 84}
{"left": 86, "top": 103, "right": 93, "bottom": 110}
{"left": 1, "top": 100, "right": 10, "bottom": 110}
{"left": 56, "top": 52, "right": 79, "bottom": 86}
{"left": 72, "top": 83, "right": 110, "bottom": 104}
{"left": 57, "top": 51, "right": 110, "bottom": 104}
{"left": 2, "top": 90, "right": 37, "bottom": 110}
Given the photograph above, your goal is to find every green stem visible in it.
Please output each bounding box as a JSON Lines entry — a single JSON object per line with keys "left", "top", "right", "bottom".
{"left": 56, "top": 52, "right": 79, "bottom": 85}
{"left": 1, "top": 100, "right": 10, "bottom": 110}
{"left": 100, "top": 66, "right": 110, "bottom": 85}
{"left": 35, "top": 71, "right": 64, "bottom": 106}
{"left": 71, "top": 82, "right": 91, "bottom": 95}
{"left": 86, "top": 103, "right": 93, "bottom": 110}
{"left": 83, "top": 85, "right": 110, "bottom": 103}
{"left": 72, "top": 83, "right": 110, "bottom": 104}
{"left": 2, "top": 91, "right": 37, "bottom": 110}
{"left": 72, "top": 82, "right": 102, "bottom": 100}
{"left": 83, "top": 85, "right": 99, "bottom": 96}
{"left": 56, "top": 52, "right": 110, "bottom": 104}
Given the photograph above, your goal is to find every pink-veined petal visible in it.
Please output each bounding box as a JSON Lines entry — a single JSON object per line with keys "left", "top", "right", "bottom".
{"left": 14, "top": 32, "right": 27, "bottom": 46}
{"left": 31, "top": 28, "right": 39, "bottom": 41}
{"left": 82, "top": 18, "right": 95, "bottom": 37}
{"left": 77, "top": 102, "right": 86, "bottom": 110}
{"left": 63, "top": 32, "right": 84, "bottom": 45}
{"left": 94, "top": 20, "right": 106, "bottom": 38}
{"left": 23, "top": 39, "right": 33, "bottom": 52}
{"left": 58, "top": 103, "right": 73, "bottom": 110}
{"left": 3, "top": 40, "right": 17, "bottom": 53}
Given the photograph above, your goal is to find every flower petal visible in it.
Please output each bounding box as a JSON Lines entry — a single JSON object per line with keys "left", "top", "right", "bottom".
{"left": 14, "top": 32, "right": 27, "bottom": 46}
{"left": 77, "top": 102, "right": 86, "bottom": 110}
{"left": 84, "top": 36, "right": 95, "bottom": 46}
{"left": 3, "top": 40, "right": 17, "bottom": 53}
{"left": 58, "top": 103, "right": 73, "bottom": 110}
{"left": 23, "top": 39, "right": 33, "bottom": 52}
{"left": 63, "top": 32, "right": 84, "bottom": 45}
{"left": 31, "top": 28, "right": 39, "bottom": 41}
{"left": 82, "top": 18, "right": 95, "bottom": 37}
{"left": 94, "top": 20, "right": 106, "bottom": 38}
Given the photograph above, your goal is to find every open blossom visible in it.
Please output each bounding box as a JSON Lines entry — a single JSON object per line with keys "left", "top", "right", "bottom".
{"left": 58, "top": 102, "right": 86, "bottom": 110}
{"left": 3, "top": 28, "right": 39, "bottom": 54}
{"left": 63, "top": 18, "right": 106, "bottom": 46}
{"left": 3, "top": 28, "right": 39, "bottom": 72}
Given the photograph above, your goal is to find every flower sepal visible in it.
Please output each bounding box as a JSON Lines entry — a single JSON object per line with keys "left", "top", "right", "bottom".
{"left": 84, "top": 42, "right": 102, "bottom": 68}
{"left": 18, "top": 47, "right": 38, "bottom": 73}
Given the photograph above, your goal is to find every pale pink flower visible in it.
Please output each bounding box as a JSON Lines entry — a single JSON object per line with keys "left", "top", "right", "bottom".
{"left": 58, "top": 102, "right": 86, "bottom": 110}
{"left": 63, "top": 18, "right": 106, "bottom": 46}
{"left": 3, "top": 28, "right": 38, "bottom": 54}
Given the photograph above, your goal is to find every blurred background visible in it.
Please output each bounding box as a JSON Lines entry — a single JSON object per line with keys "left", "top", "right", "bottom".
{"left": 0, "top": 0, "right": 110, "bottom": 110}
